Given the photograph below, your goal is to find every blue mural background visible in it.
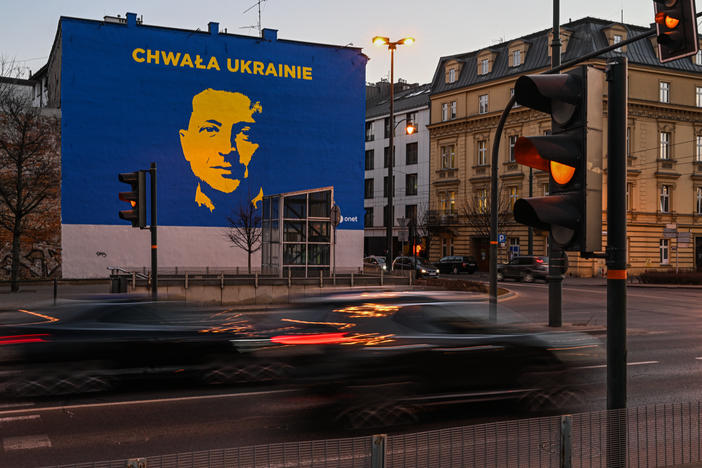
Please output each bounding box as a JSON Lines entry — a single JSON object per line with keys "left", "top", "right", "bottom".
{"left": 60, "top": 18, "right": 367, "bottom": 229}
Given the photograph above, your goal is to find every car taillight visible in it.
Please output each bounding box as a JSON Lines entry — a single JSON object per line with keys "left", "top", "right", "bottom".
{"left": 270, "top": 333, "right": 351, "bottom": 345}
{"left": 462, "top": 263, "right": 466, "bottom": 267}
{"left": 536, "top": 258, "right": 544, "bottom": 263}
{"left": 0, "top": 334, "right": 49, "bottom": 345}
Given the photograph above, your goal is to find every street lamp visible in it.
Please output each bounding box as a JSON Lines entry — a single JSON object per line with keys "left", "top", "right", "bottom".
{"left": 372, "top": 35, "right": 415, "bottom": 268}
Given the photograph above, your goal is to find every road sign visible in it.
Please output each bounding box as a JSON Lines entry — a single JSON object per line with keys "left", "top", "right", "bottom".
{"left": 497, "top": 233, "right": 506, "bottom": 244}
{"left": 397, "top": 217, "right": 408, "bottom": 227}
{"left": 398, "top": 229, "right": 409, "bottom": 242}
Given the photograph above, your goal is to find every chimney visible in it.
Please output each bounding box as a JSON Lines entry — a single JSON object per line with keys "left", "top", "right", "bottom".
{"left": 208, "top": 22, "right": 219, "bottom": 35}
{"left": 126, "top": 12, "right": 137, "bottom": 27}
{"left": 262, "top": 28, "right": 278, "bottom": 41}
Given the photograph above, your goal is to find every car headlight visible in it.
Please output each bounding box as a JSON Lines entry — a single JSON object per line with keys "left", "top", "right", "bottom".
{"left": 421, "top": 269, "right": 427, "bottom": 273}
{"left": 382, "top": 265, "right": 387, "bottom": 270}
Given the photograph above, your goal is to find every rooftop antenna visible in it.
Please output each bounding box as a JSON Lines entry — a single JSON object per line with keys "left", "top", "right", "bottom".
{"left": 242, "top": 0, "right": 268, "bottom": 37}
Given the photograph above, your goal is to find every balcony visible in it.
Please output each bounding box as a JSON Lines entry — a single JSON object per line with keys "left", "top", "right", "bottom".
{"left": 427, "top": 210, "right": 459, "bottom": 226}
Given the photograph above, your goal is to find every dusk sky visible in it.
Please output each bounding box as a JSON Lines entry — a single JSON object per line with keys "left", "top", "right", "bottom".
{"left": 2, "top": 0, "right": 659, "bottom": 84}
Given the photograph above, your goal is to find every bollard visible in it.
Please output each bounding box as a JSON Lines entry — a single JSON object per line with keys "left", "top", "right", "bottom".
{"left": 371, "top": 434, "right": 386, "bottom": 468}
{"left": 288, "top": 268, "right": 291, "bottom": 288}
{"left": 320, "top": 270, "right": 323, "bottom": 288}
{"left": 333, "top": 272, "right": 336, "bottom": 286}
{"left": 254, "top": 272, "right": 259, "bottom": 288}
{"left": 185, "top": 272, "right": 189, "bottom": 289}
{"left": 351, "top": 272, "right": 354, "bottom": 287}
{"left": 220, "top": 272, "right": 224, "bottom": 289}
{"left": 560, "top": 414, "right": 572, "bottom": 468}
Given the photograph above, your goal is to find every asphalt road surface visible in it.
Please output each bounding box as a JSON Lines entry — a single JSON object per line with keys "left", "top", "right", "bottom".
{"left": 1, "top": 280, "right": 701, "bottom": 466}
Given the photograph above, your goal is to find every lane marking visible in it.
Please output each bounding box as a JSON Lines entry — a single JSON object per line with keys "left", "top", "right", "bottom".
{"left": 0, "top": 415, "right": 40, "bottom": 424}
{"left": 0, "top": 388, "right": 295, "bottom": 417}
{"left": 577, "top": 360, "right": 659, "bottom": 369}
{"left": 0, "top": 402, "right": 35, "bottom": 410}
{"left": 3, "top": 434, "right": 51, "bottom": 451}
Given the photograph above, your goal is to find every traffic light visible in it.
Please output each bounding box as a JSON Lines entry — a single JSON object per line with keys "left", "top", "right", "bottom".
{"left": 653, "top": 0, "right": 699, "bottom": 63}
{"left": 512, "top": 66, "right": 604, "bottom": 253}
{"left": 118, "top": 171, "right": 146, "bottom": 228}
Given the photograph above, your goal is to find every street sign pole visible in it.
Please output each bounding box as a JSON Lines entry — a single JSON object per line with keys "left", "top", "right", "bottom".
{"left": 150, "top": 162, "right": 158, "bottom": 301}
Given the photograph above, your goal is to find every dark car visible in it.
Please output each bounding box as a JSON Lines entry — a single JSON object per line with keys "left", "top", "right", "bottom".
{"left": 362, "top": 255, "right": 387, "bottom": 273}
{"left": 245, "top": 292, "right": 601, "bottom": 428}
{"left": 0, "top": 298, "right": 279, "bottom": 397}
{"left": 498, "top": 255, "right": 549, "bottom": 282}
{"left": 391, "top": 256, "right": 439, "bottom": 278}
{"left": 437, "top": 255, "right": 478, "bottom": 274}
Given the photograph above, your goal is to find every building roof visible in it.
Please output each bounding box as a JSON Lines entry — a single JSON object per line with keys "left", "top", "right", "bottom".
{"left": 366, "top": 83, "right": 431, "bottom": 120}
{"left": 431, "top": 16, "right": 702, "bottom": 95}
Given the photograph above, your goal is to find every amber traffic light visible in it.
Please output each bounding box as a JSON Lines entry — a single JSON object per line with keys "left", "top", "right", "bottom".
{"left": 118, "top": 171, "right": 146, "bottom": 228}
{"left": 512, "top": 66, "right": 604, "bottom": 253}
{"left": 653, "top": 0, "right": 699, "bottom": 63}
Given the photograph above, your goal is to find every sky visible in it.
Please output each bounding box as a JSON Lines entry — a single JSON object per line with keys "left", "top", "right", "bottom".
{"left": 1, "top": 0, "right": 657, "bottom": 85}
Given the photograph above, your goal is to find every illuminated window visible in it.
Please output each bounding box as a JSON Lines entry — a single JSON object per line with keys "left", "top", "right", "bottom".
{"left": 660, "top": 239, "right": 669, "bottom": 265}
{"left": 479, "top": 94, "right": 488, "bottom": 114}
{"left": 659, "top": 82, "right": 670, "bottom": 103}
{"left": 660, "top": 131, "right": 671, "bottom": 160}
{"left": 659, "top": 185, "right": 671, "bottom": 213}
{"left": 509, "top": 186, "right": 519, "bottom": 210}
{"left": 477, "top": 188, "right": 488, "bottom": 213}
{"left": 448, "top": 191, "right": 456, "bottom": 213}
{"left": 478, "top": 140, "right": 488, "bottom": 166}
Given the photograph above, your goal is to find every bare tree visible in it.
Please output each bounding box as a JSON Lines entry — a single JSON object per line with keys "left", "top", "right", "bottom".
{"left": 0, "top": 59, "right": 61, "bottom": 291}
{"left": 461, "top": 183, "right": 517, "bottom": 239}
{"left": 226, "top": 197, "right": 262, "bottom": 274}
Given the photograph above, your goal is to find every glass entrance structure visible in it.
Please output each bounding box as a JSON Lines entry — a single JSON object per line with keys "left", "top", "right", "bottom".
{"left": 261, "top": 187, "right": 334, "bottom": 277}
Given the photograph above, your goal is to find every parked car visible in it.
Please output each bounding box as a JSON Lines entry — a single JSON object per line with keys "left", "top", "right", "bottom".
{"left": 0, "top": 298, "right": 283, "bottom": 397}
{"left": 497, "top": 256, "right": 549, "bottom": 282}
{"left": 363, "top": 255, "right": 387, "bottom": 273}
{"left": 391, "top": 256, "right": 439, "bottom": 278}
{"left": 245, "top": 292, "right": 601, "bottom": 428}
{"left": 437, "top": 255, "right": 478, "bottom": 274}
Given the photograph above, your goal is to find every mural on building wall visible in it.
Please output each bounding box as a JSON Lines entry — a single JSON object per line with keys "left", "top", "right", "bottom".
{"left": 59, "top": 18, "right": 367, "bottom": 230}
{"left": 0, "top": 242, "right": 61, "bottom": 279}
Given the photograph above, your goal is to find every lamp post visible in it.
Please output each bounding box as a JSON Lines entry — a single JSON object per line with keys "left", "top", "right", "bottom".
{"left": 372, "top": 35, "right": 415, "bottom": 268}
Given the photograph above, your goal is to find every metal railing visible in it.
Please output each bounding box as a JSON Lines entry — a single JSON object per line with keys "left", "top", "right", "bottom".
{"left": 46, "top": 401, "right": 702, "bottom": 468}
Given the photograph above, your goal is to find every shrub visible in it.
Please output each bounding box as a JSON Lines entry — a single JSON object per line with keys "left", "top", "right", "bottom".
{"left": 638, "top": 269, "right": 702, "bottom": 285}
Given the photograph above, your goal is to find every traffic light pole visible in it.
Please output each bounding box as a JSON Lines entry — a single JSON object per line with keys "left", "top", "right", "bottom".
{"left": 150, "top": 162, "right": 158, "bottom": 301}
{"left": 548, "top": 0, "right": 564, "bottom": 328}
{"left": 606, "top": 56, "right": 628, "bottom": 467}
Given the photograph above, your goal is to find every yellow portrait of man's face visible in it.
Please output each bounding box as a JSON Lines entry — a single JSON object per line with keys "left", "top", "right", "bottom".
{"left": 180, "top": 89, "right": 262, "bottom": 194}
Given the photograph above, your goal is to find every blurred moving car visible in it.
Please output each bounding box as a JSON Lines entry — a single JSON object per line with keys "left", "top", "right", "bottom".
{"left": 437, "top": 255, "right": 478, "bottom": 274}
{"left": 498, "top": 256, "right": 549, "bottom": 282}
{"left": 391, "top": 256, "right": 439, "bottom": 278}
{"left": 245, "top": 292, "right": 601, "bottom": 428}
{"left": 0, "top": 298, "right": 283, "bottom": 397}
{"left": 362, "top": 255, "right": 387, "bottom": 273}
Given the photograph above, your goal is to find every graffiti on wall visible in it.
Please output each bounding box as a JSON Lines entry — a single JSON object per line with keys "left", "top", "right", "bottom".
{"left": 0, "top": 242, "right": 61, "bottom": 279}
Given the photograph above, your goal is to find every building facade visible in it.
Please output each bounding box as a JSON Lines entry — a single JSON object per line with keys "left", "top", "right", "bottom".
{"left": 428, "top": 17, "right": 702, "bottom": 275}
{"left": 364, "top": 82, "right": 431, "bottom": 258}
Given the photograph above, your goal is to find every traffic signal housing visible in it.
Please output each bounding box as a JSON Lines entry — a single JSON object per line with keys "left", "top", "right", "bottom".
{"left": 512, "top": 66, "right": 604, "bottom": 254}
{"left": 118, "top": 171, "right": 146, "bottom": 228}
{"left": 653, "top": 0, "right": 699, "bottom": 63}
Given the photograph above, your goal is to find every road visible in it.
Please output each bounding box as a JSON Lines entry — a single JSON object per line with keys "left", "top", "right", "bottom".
{"left": 1, "top": 279, "right": 701, "bottom": 466}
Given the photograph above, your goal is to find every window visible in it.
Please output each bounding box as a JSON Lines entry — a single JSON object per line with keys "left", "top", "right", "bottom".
{"left": 364, "top": 179, "right": 374, "bottom": 199}
{"left": 448, "top": 191, "right": 456, "bottom": 213}
{"left": 613, "top": 34, "right": 622, "bottom": 52}
{"left": 442, "top": 237, "right": 454, "bottom": 257}
{"left": 384, "top": 117, "right": 391, "bottom": 138}
{"left": 441, "top": 103, "right": 448, "bottom": 121}
{"left": 477, "top": 140, "right": 488, "bottom": 166}
{"left": 660, "top": 239, "right": 669, "bottom": 265}
{"left": 450, "top": 101, "right": 456, "bottom": 119}
{"left": 364, "top": 207, "right": 373, "bottom": 227}
{"left": 405, "top": 204, "right": 417, "bottom": 224}
{"left": 441, "top": 145, "right": 455, "bottom": 169}
{"left": 659, "top": 185, "right": 671, "bottom": 213}
{"left": 627, "top": 183, "right": 633, "bottom": 211}
{"left": 406, "top": 142, "right": 418, "bottom": 165}
{"left": 477, "top": 188, "right": 488, "bottom": 212}
{"left": 696, "top": 49, "right": 702, "bottom": 65}
{"left": 439, "top": 191, "right": 447, "bottom": 213}
{"left": 406, "top": 111, "right": 418, "bottom": 129}
{"left": 365, "top": 122, "right": 374, "bottom": 142}
{"left": 479, "top": 94, "right": 488, "bottom": 114}
{"left": 383, "top": 176, "right": 395, "bottom": 198}
{"left": 626, "top": 127, "right": 631, "bottom": 156}
{"left": 542, "top": 183, "right": 549, "bottom": 196}
{"left": 659, "top": 82, "right": 670, "bottom": 103}
{"left": 697, "top": 135, "right": 702, "bottom": 162}
{"left": 697, "top": 87, "right": 702, "bottom": 108}
{"left": 660, "top": 131, "right": 671, "bottom": 160}
{"left": 480, "top": 58, "right": 489, "bottom": 75}
{"left": 510, "top": 87, "right": 520, "bottom": 107}
{"left": 509, "top": 186, "right": 519, "bottom": 210}
{"left": 448, "top": 68, "right": 456, "bottom": 83}
{"left": 365, "top": 149, "right": 374, "bottom": 170}
{"left": 697, "top": 187, "right": 702, "bottom": 215}
{"left": 512, "top": 49, "right": 521, "bottom": 66}
{"left": 508, "top": 135, "right": 518, "bottom": 162}
{"left": 384, "top": 146, "right": 394, "bottom": 167}
{"left": 405, "top": 173, "right": 418, "bottom": 196}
